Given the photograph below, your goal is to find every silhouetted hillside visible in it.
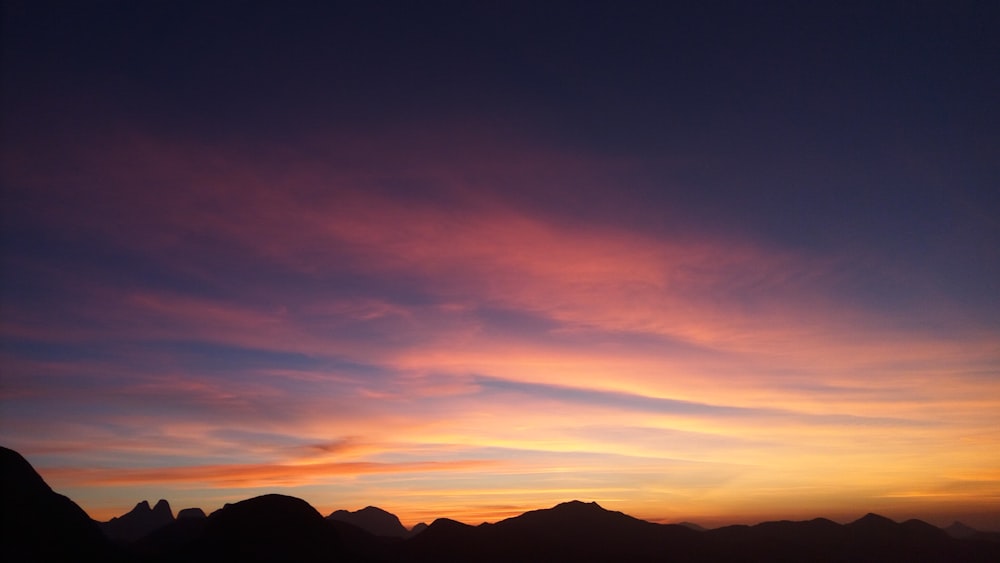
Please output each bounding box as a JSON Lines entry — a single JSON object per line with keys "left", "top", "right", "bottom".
{"left": 0, "top": 445, "right": 119, "bottom": 561}
{"left": 100, "top": 498, "right": 175, "bottom": 542}
{"left": 328, "top": 505, "right": 409, "bottom": 537}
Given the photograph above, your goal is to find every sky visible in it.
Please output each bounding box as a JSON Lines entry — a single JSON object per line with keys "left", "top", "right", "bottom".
{"left": 2, "top": 1, "right": 999, "bottom": 530}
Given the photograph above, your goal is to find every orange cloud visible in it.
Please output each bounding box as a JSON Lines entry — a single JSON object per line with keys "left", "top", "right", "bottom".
{"left": 45, "top": 458, "right": 500, "bottom": 488}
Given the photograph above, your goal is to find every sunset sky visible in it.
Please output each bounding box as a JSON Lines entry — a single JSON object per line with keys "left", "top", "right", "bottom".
{"left": 2, "top": 1, "right": 999, "bottom": 529}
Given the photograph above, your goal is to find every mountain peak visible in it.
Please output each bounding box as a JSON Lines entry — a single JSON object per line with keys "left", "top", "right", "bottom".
{"left": 101, "top": 498, "right": 175, "bottom": 542}
{"left": 551, "top": 500, "right": 606, "bottom": 513}
{"left": 491, "top": 499, "right": 652, "bottom": 538}
{"left": 851, "top": 512, "right": 896, "bottom": 527}
{"left": 326, "top": 505, "right": 407, "bottom": 537}
{"left": 196, "top": 494, "right": 343, "bottom": 560}
{"left": 152, "top": 499, "right": 173, "bottom": 518}
{"left": 177, "top": 507, "right": 207, "bottom": 520}
{"left": 945, "top": 521, "right": 977, "bottom": 539}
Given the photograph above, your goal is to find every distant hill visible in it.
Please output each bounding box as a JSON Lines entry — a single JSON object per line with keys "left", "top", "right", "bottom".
{"left": 194, "top": 494, "right": 345, "bottom": 561}
{"left": 946, "top": 521, "right": 1000, "bottom": 543}
{"left": 0, "top": 446, "right": 119, "bottom": 561}
{"left": 402, "top": 500, "right": 701, "bottom": 562}
{"left": 408, "top": 521, "right": 429, "bottom": 537}
{"left": 177, "top": 507, "right": 207, "bottom": 520}
{"left": 327, "top": 505, "right": 409, "bottom": 537}
{"left": 2, "top": 446, "right": 999, "bottom": 562}
{"left": 947, "top": 521, "right": 979, "bottom": 539}
{"left": 100, "top": 498, "right": 175, "bottom": 542}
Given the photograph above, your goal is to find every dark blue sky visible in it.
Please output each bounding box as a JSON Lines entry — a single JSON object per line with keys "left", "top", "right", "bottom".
{"left": 5, "top": 1, "right": 998, "bottom": 313}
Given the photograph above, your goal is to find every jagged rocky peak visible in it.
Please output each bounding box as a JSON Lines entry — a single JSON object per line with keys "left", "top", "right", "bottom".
{"left": 152, "top": 499, "right": 173, "bottom": 516}
{"left": 118, "top": 498, "right": 171, "bottom": 519}
{"left": 99, "top": 497, "right": 175, "bottom": 542}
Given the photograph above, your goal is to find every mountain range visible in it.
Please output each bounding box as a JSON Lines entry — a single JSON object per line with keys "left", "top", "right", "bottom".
{"left": 2, "top": 446, "right": 998, "bottom": 562}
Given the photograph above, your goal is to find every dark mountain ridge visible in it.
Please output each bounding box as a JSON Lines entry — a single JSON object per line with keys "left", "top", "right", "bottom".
{"left": 177, "top": 506, "right": 207, "bottom": 519}
{"left": 327, "top": 505, "right": 409, "bottom": 538}
{"left": 3, "top": 446, "right": 998, "bottom": 562}
{"left": 100, "top": 498, "right": 175, "bottom": 542}
{"left": 405, "top": 500, "right": 703, "bottom": 562}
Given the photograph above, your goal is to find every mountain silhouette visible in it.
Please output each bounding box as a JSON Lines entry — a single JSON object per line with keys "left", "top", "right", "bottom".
{"left": 408, "top": 521, "right": 429, "bottom": 537}
{"left": 100, "top": 498, "right": 175, "bottom": 542}
{"left": 850, "top": 511, "right": 898, "bottom": 531}
{"left": 402, "top": 500, "right": 701, "bottom": 562}
{"left": 327, "top": 505, "right": 409, "bottom": 537}
{"left": 708, "top": 517, "right": 848, "bottom": 562}
{"left": 177, "top": 507, "right": 207, "bottom": 520}
{"left": 131, "top": 496, "right": 400, "bottom": 562}
{"left": 3, "top": 446, "right": 999, "bottom": 562}
{"left": 399, "top": 517, "right": 480, "bottom": 561}
{"left": 945, "top": 521, "right": 1000, "bottom": 544}
{"left": 841, "top": 513, "right": 959, "bottom": 562}
{"left": 130, "top": 511, "right": 210, "bottom": 560}
{"left": 190, "top": 494, "right": 349, "bottom": 562}
{"left": 0, "top": 445, "right": 118, "bottom": 561}
{"left": 947, "top": 521, "right": 979, "bottom": 539}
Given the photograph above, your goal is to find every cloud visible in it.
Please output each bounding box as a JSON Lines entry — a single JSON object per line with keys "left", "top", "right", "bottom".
{"left": 471, "top": 375, "right": 932, "bottom": 427}
{"left": 43, "top": 459, "right": 502, "bottom": 488}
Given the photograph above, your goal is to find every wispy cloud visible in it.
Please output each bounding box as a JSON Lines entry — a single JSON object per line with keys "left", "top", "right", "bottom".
{"left": 470, "top": 375, "right": 933, "bottom": 427}
{"left": 44, "top": 459, "right": 502, "bottom": 488}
